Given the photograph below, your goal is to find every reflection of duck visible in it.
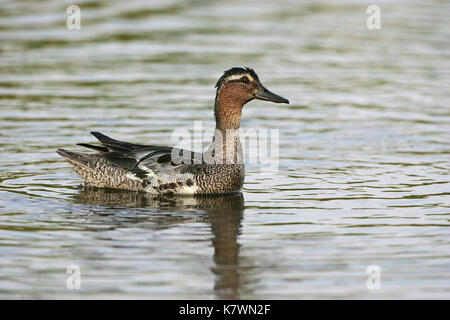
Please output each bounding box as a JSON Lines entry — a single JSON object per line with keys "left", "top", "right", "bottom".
{"left": 57, "top": 67, "right": 288, "bottom": 195}
{"left": 73, "top": 186, "right": 244, "bottom": 299}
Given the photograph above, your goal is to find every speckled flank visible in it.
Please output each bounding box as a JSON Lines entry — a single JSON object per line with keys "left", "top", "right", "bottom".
{"left": 58, "top": 149, "right": 244, "bottom": 195}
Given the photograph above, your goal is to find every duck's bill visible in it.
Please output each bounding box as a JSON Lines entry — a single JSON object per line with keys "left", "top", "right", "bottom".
{"left": 255, "top": 85, "right": 289, "bottom": 104}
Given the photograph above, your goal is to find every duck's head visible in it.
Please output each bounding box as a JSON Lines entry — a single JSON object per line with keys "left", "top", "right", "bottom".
{"left": 215, "top": 67, "right": 289, "bottom": 106}
{"left": 214, "top": 67, "right": 289, "bottom": 130}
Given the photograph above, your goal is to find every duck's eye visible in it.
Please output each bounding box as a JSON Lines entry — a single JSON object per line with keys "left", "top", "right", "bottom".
{"left": 240, "top": 77, "right": 250, "bottom": 84}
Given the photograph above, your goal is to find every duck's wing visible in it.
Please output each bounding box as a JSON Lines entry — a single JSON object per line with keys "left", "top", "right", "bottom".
{"left": 79, "top": 131, "right": 204, "bottom": 178}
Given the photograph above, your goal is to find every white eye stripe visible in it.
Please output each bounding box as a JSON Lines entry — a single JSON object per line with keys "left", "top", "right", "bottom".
{"left": 225, "top": 74, "right": 254, "bottom": 82}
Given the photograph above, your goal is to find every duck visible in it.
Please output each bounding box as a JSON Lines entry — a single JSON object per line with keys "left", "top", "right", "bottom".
{"left": 57, "top": 67, "right": 289, "bottom": 195}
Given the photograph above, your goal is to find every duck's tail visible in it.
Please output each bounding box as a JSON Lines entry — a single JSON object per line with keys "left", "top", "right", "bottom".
{"left": 56, "top": 148, "right": 142, "bottom": 190}
{"left": 56, "top": 148, "right": 92, "bottom": 168}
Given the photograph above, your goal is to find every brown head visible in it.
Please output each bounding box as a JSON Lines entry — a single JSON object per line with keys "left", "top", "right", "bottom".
{"left": 214, "top": 67, "right": 289, "bottom": 130}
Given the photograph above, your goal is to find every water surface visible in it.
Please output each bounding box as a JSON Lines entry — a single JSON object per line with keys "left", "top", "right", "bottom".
{"left": 0, "top": 0, "right": 449, "bottom": 299}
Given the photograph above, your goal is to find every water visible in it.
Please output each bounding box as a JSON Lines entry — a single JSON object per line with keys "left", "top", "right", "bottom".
{"left": 0, "top": 0, "right": 449, "bottom": 299}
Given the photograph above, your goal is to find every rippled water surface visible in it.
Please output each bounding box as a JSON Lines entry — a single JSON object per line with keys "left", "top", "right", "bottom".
{"left": 0, "top": 0, "right": 449, "bottom": 299}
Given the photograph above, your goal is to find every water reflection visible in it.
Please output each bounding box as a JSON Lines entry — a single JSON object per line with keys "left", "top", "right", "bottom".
{"left": 73, "top": 187, "right": 244, "bottom": 299}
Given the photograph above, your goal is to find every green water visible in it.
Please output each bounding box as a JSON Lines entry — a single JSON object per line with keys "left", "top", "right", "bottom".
{"left": 0, "top": 0, "right": 449, "bottom": 299}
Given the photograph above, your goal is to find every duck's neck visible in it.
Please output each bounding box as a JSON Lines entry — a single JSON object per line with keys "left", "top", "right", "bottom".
{"left": 209, "top": 87, "right": 245, "bottom": 164}
{"left": 214, "top": 87, "right": 243, "bottom": 132}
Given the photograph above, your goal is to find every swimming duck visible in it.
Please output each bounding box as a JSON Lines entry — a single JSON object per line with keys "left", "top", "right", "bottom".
{"left": 57, "top": 67, "right": 289, "bottom": 195}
